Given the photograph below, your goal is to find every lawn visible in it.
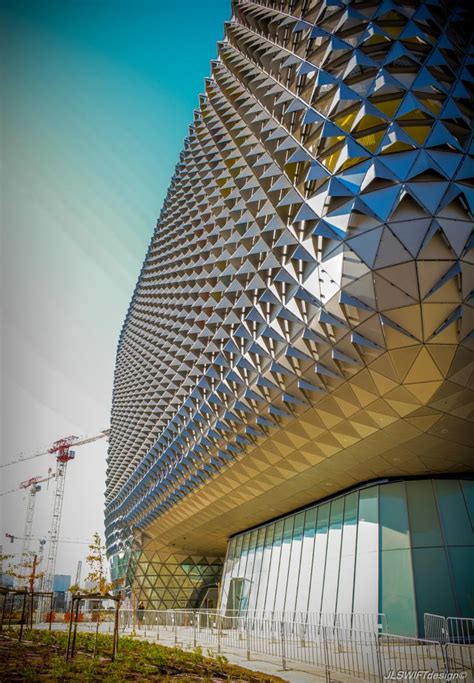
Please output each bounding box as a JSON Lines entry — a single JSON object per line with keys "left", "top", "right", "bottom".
{"left": 0, "top": 629, "right": 284, "bottom": 682}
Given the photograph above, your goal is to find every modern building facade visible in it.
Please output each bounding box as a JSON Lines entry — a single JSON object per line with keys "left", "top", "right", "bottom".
{"left": 105, "top": 0, "right": 474, "bottom": 634}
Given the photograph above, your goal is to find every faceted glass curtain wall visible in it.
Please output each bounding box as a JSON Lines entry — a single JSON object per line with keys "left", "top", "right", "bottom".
{"left": 220, "top": 478, "right": 474, "bottom": 636}
{"left": 134, "top": 551, "right": 222, "bottom": 610}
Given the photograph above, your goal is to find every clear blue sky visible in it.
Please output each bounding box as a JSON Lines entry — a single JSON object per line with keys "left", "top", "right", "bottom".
{"left": 1, "top": 0, "right": 230, "bottom": 576}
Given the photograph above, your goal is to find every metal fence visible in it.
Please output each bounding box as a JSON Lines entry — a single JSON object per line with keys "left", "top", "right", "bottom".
{"left": 425, "top": 613, "right": 474, "bottom": 645}
{"left": 35, "top": 607, "right": 473, "bottom": 681}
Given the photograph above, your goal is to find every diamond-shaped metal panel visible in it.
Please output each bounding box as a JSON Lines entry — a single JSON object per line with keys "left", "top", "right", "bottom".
{"left": 105, "top": 0, "right": 473, "bottom": 594}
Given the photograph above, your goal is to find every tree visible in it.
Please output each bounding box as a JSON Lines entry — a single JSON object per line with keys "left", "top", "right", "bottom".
{"left": 85, "top": 532, "right": 113, "bottom": 595}
{"left": 5, "top": 552, "right": 44, "bottom": 591}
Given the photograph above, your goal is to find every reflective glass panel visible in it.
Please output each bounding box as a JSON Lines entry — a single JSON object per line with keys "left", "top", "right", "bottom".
{"left": 295, "top": 507, "right": 317, "bottom": 613}
{"left": 243, "top": 530, "right": 258, "bottom": 611}
{"left": 256, "top": 524, "right": 274, "bottom": 611}
{"left": 461, "top": 479, "right": 474, "bottom": 526}
{"left": 381, "top": 548, "right": 417, "bottom": 636}
{"left": 353, "top": 486, "right": 379, "bottom": 614}
{"left": 406, "top": 480, "right": 442, "bottom": 547}
{"left": 284, "top": 511, "right": 305, "bottom": 613}
{"left": 308, "top": 502, "right": 330, "bottom": 613}
{"left": 248, "top": 527, "right": 266, "bottom": 611}
{"left": 412, "top": 547, "right": 457, "bottom": 630}
{"left": 380, "top": 482, "right": 410, "bottom": 550}
{"left": 447, "top": 546, "right": 474, "bottom": 618}
{"left": 336, "top": 491, "right": 358, "bottom": 615}
{"left": 321, "top": 497, "right": 344, "bottom": 614}
{"left": 274, "top": 516, "right": 295, "bottom": 612}
{"left": 435, "top": 479, "right": 474, "bottom": 546}
{"left": 265, "top": 519, "right": 284, "bottom": 612}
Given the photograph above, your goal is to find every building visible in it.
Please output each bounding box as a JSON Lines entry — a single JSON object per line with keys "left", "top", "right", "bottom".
{"left": 105, "top": 0, "right": 474, "bottom": 636}
{"left": 53, "top": 574, "right": 71, "bottom": 611}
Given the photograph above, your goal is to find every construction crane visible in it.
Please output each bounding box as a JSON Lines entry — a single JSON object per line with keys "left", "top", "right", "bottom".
{"left": 2, "top": 429, "right": 108, "bottom": 614}
{"left": 40, "top": 437, "right": 77, "bottom": 601}
{"left": 0, "top": 429, "right": 109, "bottom": 469}
{"left": 19, "top": 471, "right": 55, "bottom": 583}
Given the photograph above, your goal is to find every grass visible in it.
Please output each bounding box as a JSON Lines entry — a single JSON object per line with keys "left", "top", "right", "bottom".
{"left": 0, "top": 629, "right": 284, "bottom": 681}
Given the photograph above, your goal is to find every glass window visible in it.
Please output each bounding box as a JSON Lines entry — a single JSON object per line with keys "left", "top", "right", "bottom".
{"left": 380, "top": 482, "right": 410, "bottom": 550}
{"left": 220, "top": 539, "right": 235, "bottom": 609}
{"left": 406, "top": 480, "right": 443, "bottom": 547}
{"left": 265, "top": 520, "right": 284, "bottom": 612}
{"left": 381, "top": 549, "right": 417, "bottom": 636}
{"left": 232, "top": 535, "right": 244, "bottom": 576}
{"left": 336, "top": 491, "right": 358, "bottom": 615}
{"left": 236, "top": 533, "right": 250, "bottom": 579}
{"left": 274, "top": 516, "right": 295, "bottom": 612}
{"left": 353, "top": 486, "right": 379, "bottom": 615}
{"left": 447, "top": 546, "right": 474, "bottom": 618}
{"left": 321, "top": 497, "right": 344, "bottom": 614}
{"left": 248, "top": 527, "right": 266, "bottom": 611}
{"left": 461, "top": 479, "right": 474, "bottom": 527}
{"left": 256, "top": 524, "right": 274, "bottom": 612}
{"left": 308, "top": 502, "right": 330, "bottom": 613}
{"left": 295, "top": 507, "right": 317, "bottom": 613}
{"left": 243, "top": 530, "right": 258, "bottom": 611}
{"left": 284, "top": 512, "right": 305, "bottom": 614}
{"left": 412, "top": 547, "right": 457, "bottom": 631}
{"left": 435, "top": 479, "right": 474, "bottom": 546}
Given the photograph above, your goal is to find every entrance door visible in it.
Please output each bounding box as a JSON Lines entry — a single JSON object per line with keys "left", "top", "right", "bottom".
{"left": 226, "top": 577, "right": 250, "bottom": 615}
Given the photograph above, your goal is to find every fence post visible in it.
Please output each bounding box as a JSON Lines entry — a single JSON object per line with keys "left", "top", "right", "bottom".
{"left": 174, "top": 612, "right": 178, "bottom": 646}
{"left": 281, "top": 620, "right": 287, "bottom": 671}
{"left": 375, "top": 632, "right": 383, "bottom": 681}
{"left": 193, "top": 612, "right": 197, "bottom": 649}
{"left": 322, "top": 626, "right": 331, "bottom": 683}
{"left": 246, "top": 617, "right": 251, "bottom": 660}
{"left": 217, "top": 613, "right": 221, "bottom": 654}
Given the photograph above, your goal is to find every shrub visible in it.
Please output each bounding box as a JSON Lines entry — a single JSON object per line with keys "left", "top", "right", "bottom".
{"left": 44, "top": 611, "right": 56, "bottom": 623}
{"left": 64, "top": 610, "right": 84, "bottom": 623}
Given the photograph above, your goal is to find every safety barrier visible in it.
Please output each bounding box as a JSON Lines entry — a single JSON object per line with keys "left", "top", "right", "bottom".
{"left": 46, "top": 607, "right": 472, "bottom": 681}
{"left": 445, "top": 642, "right": 474, "bottom": 674}
{"left": 425, "top": 613, "right": 474, "bottom": 645}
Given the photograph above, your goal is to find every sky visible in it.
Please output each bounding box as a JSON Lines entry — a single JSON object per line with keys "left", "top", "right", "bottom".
{"left": 1, "top": 0, "right": 230, "bottom": 579}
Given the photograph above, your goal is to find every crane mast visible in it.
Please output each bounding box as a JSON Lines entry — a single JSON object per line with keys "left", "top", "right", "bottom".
{"left": 20, "top": 485, "right": 40, "bottom": 580}
{"left": 41, "top": 438, "right": 76, "bottom": 596}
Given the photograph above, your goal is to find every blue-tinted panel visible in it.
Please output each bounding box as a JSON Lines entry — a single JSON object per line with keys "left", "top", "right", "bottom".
{"left": 461, "top": 480, "right": 474, "bottom": 527}
{"left": 412, "top": 547, "right": 457, "bottom": 630}
{"left": 406, "top": 480, "right": 443, "bottom": 548}
{"left": 435, "top": 479, "right": 474, "bottom": 546}
{"left": 447, "top": 546, "right": 474, "bottom": 618}
{"left": 380, "top": 549, "right": 417, "bottom": 636}
{"left": 380, "top": 481, "right": 410, "bottom": 550}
